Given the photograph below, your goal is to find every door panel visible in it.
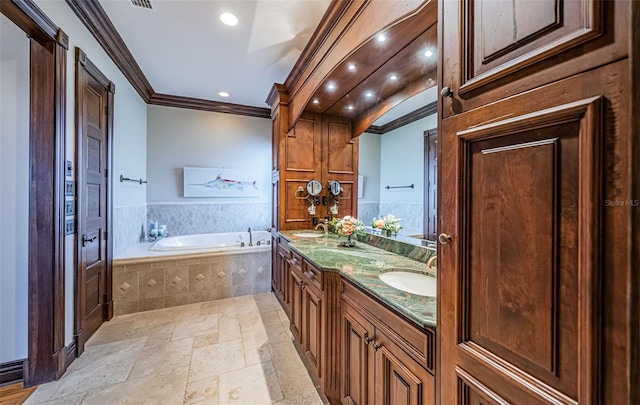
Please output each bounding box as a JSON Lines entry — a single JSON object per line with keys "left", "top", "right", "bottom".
{"left": 341, "top": 303, "right": 371, "bottom": 405}
{"left": 76, "top": 53, "right": 111, "bottom": 352}
{"left": 322, "top": 115, "right": 358, "bottom": 219}
{"left": 290, "top": 269, "right": 303, "bottom": 342}
{"left": 303, "top": 284, "right": 322, "bottom": 376}
{"left": 440, "top": 92, "right": 604, "bottom": 403}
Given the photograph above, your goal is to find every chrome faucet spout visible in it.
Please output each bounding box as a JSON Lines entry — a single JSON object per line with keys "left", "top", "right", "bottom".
{"left": 248, "top": 227, "right": 253, "bottom": 246}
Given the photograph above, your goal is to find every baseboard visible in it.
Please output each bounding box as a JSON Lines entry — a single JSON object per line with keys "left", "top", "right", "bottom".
{"left": 55, "top": 341, "right": 77, "bottom": 379}
{"left": 0, "top": 359, "right": 25, "bottom": 386}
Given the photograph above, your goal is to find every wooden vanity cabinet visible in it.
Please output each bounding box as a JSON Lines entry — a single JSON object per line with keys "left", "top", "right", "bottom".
{"left": 272, "top": 235, "right": 291, "bottom": 315}
{"left": 341, "top": 280, "right": 435, "bottom": 405}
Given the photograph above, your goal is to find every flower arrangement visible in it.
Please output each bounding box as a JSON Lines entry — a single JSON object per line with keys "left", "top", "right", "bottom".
{"left": 371, "top": 214, "right": 403, "bottom": 237}
{"left": 332, "top": 216, "right": 365, "bottom": 246}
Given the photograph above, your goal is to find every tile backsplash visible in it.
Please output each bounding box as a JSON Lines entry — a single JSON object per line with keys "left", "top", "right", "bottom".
{"left": 357, "top": 202, "right": 424, "bottom": 236}
{"left": 147, "top": 203, "right": 270, "bottom": 237}
{"left": 113, "top": 204, "right": 147, "bottom": 255}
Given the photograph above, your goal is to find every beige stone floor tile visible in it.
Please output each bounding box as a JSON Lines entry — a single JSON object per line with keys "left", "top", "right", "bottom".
{"left": 184, "top": 375, "right": 219, "bottom": 405}
{"left": 49, "top": 337, "right": 146, "bottom": 398}
{"left": 274, "top": 388, "right": 324, "bottom": 405}
{"left": 128, "top": 337, "right": 194, "bottom": 379}
{"left": 85, "top": 320, "right": 135, "bottom": 347}
{"left": 243, "top": 342, "right": 272, "bottom": 367}
{"left": 29, "top": 392, "right": 87, "bottom": 405}
{"left": 189, "top": 339, "right": 245, "bottom": 381}
{"left": 82, "top": 366, "right": 189, "bottom": 405}
{"left": 193, "top": 332, "right": 220, "bottom": 349}
{"left": 172, "top": 314, "right": 219, "bottom": 341}
{"left": 218, "top": 362, "right": 283, "bottom": 404}
{"left": 125, "top": 323, "right": 176, "bottom": 348}
{"left": 23, "top": 382, "right": 72, "bottom": 405}
{"left": 218, "top": 315, "right": 242, "bottom": 343}
{"left": 200, "top": 300, "right": 223, "bottom": 316}
{"left": 276, "top": 367, "right": 318, "bottom": 399}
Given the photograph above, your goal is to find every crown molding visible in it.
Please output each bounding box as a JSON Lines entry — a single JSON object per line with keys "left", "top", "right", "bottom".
{"left": 149, "top": 94, "right": 271, "bottom": 119}
{"left": 366, "top": 101, "right": 437, "bottom": 134}
{"left": 64, "top": 0, "right": 271, "bottom": 119}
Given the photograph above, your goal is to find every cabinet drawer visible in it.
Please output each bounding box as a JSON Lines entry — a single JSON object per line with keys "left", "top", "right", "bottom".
{"left": 342, "top": 280, "right": 434, "bottom": 374}
{"left": 302, "top": 260, "right": 323, "bottom": 290}
{"left": 289, "top": 250, "right": 302, "bottom": 270}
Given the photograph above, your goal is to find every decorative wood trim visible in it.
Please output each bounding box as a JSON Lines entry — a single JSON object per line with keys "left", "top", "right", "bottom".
{"left": 64, "top": 0, "right": 153, "bottom": 101}
{"left": 149, "top": 93, "right": 270, "bottom": 119}
{"left": 365, "top": 101, "right": 437, "bottom": 135}
{"left": 0, "top": 0, "right": 57, "bottom": 41}
{"left": 0, "top": 360, "right": 25, "bottom": 386}
{"left": 456, "top": 366, "right": 509, "bottom": 405}
{"left": 283, "top": 0, "right": 353, "bottom": 92}
{"left": 353, "top": 78, "right": 432, "bottom": 137}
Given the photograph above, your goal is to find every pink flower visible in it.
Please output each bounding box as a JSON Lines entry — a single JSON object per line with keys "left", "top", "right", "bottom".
{"left": 375, "top": 219, "right": 385, "bottom": 229}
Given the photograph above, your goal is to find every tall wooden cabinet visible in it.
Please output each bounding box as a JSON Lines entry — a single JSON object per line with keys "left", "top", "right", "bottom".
{"left": 267, "top": 85, "right": 358, "bottom": 232}
{"left": 438, "top": 0, "right": 636, "bottom": 403}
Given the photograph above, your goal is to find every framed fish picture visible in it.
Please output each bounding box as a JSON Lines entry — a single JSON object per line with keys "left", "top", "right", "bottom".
{"left": 183, "top": 167, "right": 261, "bottom": 198}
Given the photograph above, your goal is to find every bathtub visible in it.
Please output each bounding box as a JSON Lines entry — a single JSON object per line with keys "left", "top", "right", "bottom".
{"left": 113, "top": 230, "right": 272, "bottom": 316}
{"left": 151, "top": 230, "right": 271, "bottom": 252}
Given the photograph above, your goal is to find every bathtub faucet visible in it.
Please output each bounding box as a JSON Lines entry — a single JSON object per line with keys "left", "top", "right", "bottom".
{"left": 248, "top": 227, "right": 253, "bottom": 246}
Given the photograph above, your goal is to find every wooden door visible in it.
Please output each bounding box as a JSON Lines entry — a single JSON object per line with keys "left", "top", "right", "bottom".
{"left": 75, "top": 50, "right": 113, "bottom": 352}
{"left": 290, "top": 268, "right": 303, "bottom": 342}
{"left": 321, "top": 115, "right": 358, "bottom": 220}
{"left": 341, "top": 302, "right": 373, "bottom": 405}
{"left": 373, "top": 330, "right": 434, "bottom": 405}
{"left": 302, "top": 283, "right": 323, "bottom": 377}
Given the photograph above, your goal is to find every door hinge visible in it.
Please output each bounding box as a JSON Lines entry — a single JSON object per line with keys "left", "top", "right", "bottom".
{"left": 104, "top": 231, "right": 108, "bottom": 241}
{"left": 104, "top": 168, "right": 108, "bottom": 178}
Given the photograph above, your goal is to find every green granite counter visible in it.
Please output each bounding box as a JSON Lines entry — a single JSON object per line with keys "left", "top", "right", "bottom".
{"left": 279, "top": 230, "right": 437, "bottom": 329}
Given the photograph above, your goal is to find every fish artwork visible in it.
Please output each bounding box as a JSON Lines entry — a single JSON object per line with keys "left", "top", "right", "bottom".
{"left": 190, "top": 174, "right": 258, "bottom": 191}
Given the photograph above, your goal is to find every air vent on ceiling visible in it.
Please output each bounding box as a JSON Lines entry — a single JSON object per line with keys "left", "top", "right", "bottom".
{"left": 130, "top": 0, "right": 153, "bottom": 10}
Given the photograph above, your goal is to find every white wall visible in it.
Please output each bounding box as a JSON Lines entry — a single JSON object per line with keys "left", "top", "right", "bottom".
{"left": 34, "top": 0, "right": 148, "bottom": 345}
{"left": 0, "top": 14, "right": 30, "bottom": 363}
{"left": 146, "top": 105, "right": 271, "bottom": 204}
{"left": 379, "top": 114, "right": 436, "bottom": 205}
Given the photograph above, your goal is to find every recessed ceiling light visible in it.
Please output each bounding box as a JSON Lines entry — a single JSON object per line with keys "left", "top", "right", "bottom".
{"left": 312, "top": 99, "right": 319, "bottom": 104}
{"left": 218, "top": 91, "right": 230, "bottom": 97}
{"left": 220, "top": 12, "right": 238, "bottom": 26}
{"left": 347, "top": 63, "right": 357, "bottom": 71}
{"left": 347, "top": 105, "right": 354, "bottom": 110}
{"left": 377, "top": 33, "right": 386, "bottom": 42}
{"left": 389, "top": 74, "right": 399, "bottom": 81}
{"left": 364, "top": 91, "right": 374, "bottom": 98}
{"left": 424, "top": 50, "right": 433, "bottom": 57}
{"left": 327, "top": 83, "right": 336, "bottom": 90}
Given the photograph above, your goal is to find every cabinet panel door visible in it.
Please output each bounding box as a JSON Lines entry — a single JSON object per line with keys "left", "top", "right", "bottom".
{"left": 290, "top": 269, "right": 303, "bottom": 343}
{"left": 374, "top": 331, "right": 434, "bottom": 405}
{"left": 439, "top": 89, "right": 605, "bottom": 404}
{"left": 440, "top": 0, "right": 628, "bottom": 117}
{"left": 303, "top": 284, "right": 323, "bottom": 377}
{"left": 341, "top": 303, "right": 373, "bottom": 405}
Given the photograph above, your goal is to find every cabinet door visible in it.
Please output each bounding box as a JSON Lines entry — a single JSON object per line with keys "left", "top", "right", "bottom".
{"left": 440, "top": 0, "right": 626, "bottom": 117}
{"left": 341, "top": 302, "right": 373, "bottom": 405}
{"left": 302, "top": 284, "right": 323, "bottom": 377}
{"left": 439, "top": 74, "right": 614, "bottom": 403}
{"left": 373, "top": 330, "right": 434, "bottom": 405}
{"left": 289, "top": 269, "right": 303, "bottom": 343}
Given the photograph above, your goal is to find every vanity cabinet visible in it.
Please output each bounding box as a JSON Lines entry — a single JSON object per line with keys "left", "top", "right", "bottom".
{"left": 272, "top": 236, "right": 291, "bottom": 315}
{"left": 341, "top": 279, "right": 435, "bottom": 405}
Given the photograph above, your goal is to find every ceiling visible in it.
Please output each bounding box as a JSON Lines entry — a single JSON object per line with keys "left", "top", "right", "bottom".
{"left": 98, "top": 0, "right": 331, "bottom": 108}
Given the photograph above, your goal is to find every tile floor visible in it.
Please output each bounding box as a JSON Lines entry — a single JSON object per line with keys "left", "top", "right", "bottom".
{"left": 24, "top": 293, "right": 325, "bottom": 405}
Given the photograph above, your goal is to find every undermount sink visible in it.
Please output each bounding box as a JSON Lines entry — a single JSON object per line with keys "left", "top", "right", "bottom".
{"left": 294, "top": 232, "right": 325, "bottom": 238}
{"left": 378, "top": 271, "right": 437, "bottom": 297}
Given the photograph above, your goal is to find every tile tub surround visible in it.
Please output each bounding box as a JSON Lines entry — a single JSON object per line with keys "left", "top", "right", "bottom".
{"left": 24, "top": 294, "right": 324, "bottom": 405}
{"left": 113, "top": 204, "right": 147, "bottom": 255}
{"left": 147, "top": 202, "right": 271, "bottom": 237}
{"left": 280, "top": 231, "right": 436, "bottom": 329}
{"left": 113, "top": 250, "right": 271, "bottom": 315}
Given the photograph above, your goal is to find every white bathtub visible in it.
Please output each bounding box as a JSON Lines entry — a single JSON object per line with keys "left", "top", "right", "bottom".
{"left": 151, "top": 230, "right": 271, "bottom": 252}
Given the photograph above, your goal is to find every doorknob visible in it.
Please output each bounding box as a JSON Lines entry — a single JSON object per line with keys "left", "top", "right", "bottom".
{"left": 440, "top": 86, "right": 453, "bottom": 98}
{"left": 438, "top": 233, "right": 452, "bottom": 244}
{"left": 82, "top": 234, "right": 97, "bottom": 246}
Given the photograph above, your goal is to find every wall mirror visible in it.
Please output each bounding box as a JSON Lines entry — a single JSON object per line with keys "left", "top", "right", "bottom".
{"left": 357, "top": 86, "right": 437, "bottom": 243}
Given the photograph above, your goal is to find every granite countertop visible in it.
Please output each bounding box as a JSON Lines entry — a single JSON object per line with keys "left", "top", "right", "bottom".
{"left": 279, "top": 230, "right": 436, "bottom": 329}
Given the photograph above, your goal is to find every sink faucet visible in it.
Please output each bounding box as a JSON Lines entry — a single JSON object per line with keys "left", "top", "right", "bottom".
{"left": 426, "top": 255, "right": 437, "bottom": 269}
{"left": 248, "top": 227, "right": 253, "bottom": 246}
{"left": 315, "top": 219, "right": 328, "bottom": 235}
